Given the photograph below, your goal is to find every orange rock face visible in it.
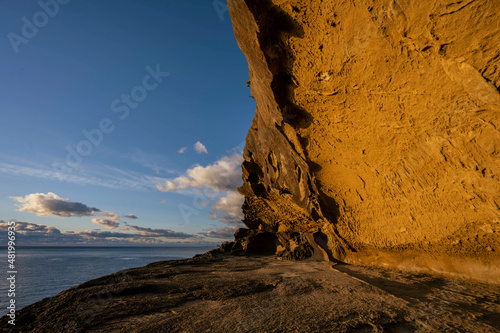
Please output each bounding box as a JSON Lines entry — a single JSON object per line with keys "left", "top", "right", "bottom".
{"left": 229, "top": 0, "right": 500, "bottom": 282}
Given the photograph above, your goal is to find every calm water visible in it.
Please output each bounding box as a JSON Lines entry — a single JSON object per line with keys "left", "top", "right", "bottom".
{"left": 0, "top": 246, "right": 213, "bottom": 313}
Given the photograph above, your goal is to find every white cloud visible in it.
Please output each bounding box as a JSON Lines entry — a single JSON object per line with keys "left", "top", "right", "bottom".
{"left": 123, "top": 214, "right": 138, "bottom": 219}
{"left": 212, "top": 191, "right": 244, "bottom": 221}
{"left": 156, "top": 153, "right": 243, "bottom": 193}
{"left": 91, "top": 218, "right": 120, "bottom": 229}
{"left": 0, "top": 221, "right": 60, "bottom": 234}
{"left": 101, "top": 212, "right": 120, "bottom": 222}
{"left": 194, "top": 141, "right": 208, "bottom": 154}
{"left": 11, "top": 192, "right": 100, "bottom": 217}
{"left": 156, "top": 153, "right": 244, "bottom": 225}
{"left": 178, "top": 147, "right": 188, "bottom": 154}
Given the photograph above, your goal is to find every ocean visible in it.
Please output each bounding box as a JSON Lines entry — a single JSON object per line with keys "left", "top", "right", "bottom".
{"left": 0, "top": 246, "right": 214, "bottom": 314}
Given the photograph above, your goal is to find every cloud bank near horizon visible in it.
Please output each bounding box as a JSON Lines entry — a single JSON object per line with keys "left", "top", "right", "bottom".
{"left": 0, "top": 220, "right": 215, "bottom": 246}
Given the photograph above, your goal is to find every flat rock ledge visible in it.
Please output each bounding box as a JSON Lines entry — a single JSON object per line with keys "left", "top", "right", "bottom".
{"left": 2, "top": 254, "right": 499, "bottom": 332}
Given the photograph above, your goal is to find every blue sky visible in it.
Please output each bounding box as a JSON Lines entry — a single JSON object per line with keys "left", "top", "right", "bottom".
{"left": 0, "top": 0, "right": 254, "bottom": 246}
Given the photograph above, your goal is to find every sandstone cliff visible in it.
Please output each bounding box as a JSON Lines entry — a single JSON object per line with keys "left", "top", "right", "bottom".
{"left": 228, "top": 0, "right": 500, "bottom": 282}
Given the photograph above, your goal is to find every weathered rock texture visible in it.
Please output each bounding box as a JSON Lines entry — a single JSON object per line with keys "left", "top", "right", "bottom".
{"left": 229, "top": 0, "right": 500, "bottom": 282}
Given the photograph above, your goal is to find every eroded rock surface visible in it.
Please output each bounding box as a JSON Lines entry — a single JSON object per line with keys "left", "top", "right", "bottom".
{"left": 228, "top": 0, "right": 500, "bottom": 282}
{"left": 3, "top": 255, "right": 499, "bottom": 332}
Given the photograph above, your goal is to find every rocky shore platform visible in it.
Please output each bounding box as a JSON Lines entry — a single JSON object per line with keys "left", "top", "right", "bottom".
{"left": 2, "top": 254, "right": 499, "bottom": 332}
